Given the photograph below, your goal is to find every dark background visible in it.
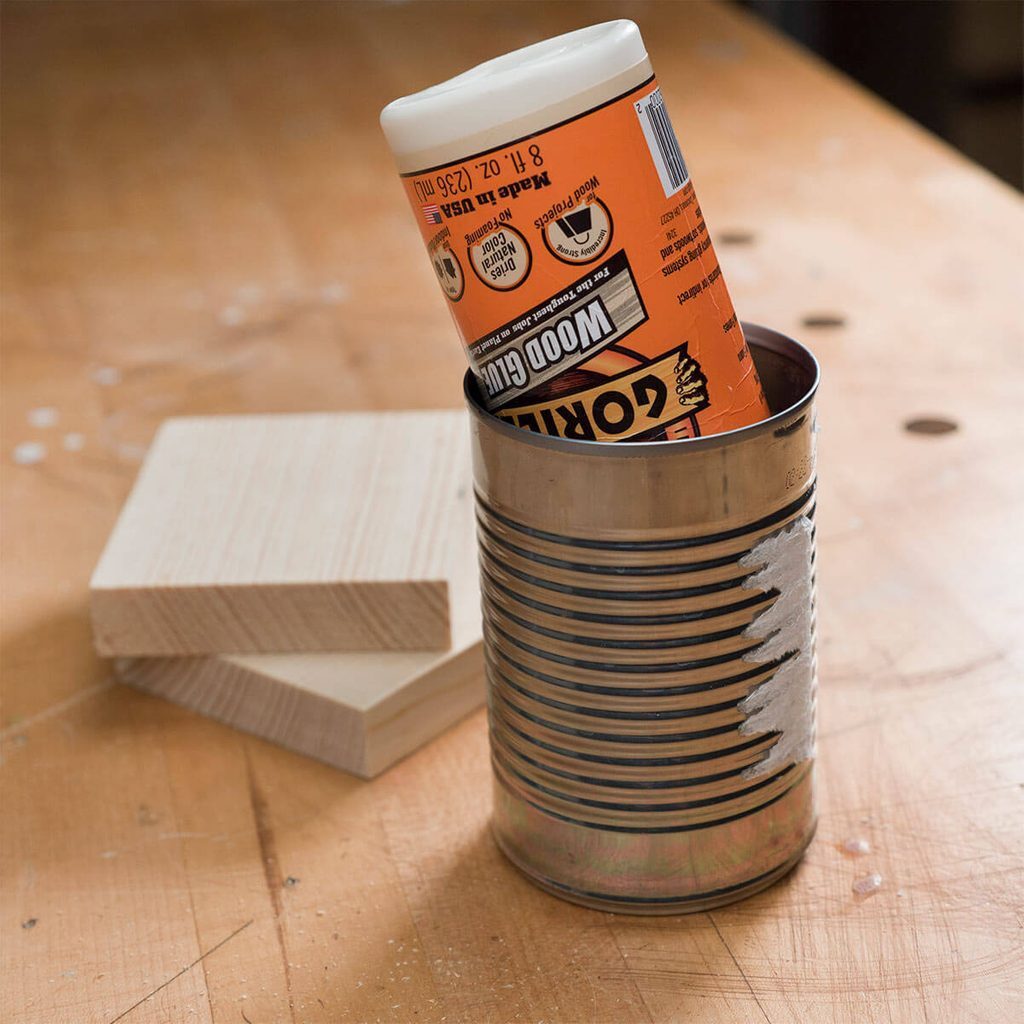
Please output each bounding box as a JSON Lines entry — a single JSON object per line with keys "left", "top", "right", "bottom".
{"left": 744, "top": 0, "right": 1024, "bottom": 189}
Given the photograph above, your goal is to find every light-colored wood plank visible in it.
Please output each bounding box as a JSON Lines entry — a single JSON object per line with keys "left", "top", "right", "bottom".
{"left": 115, "top": 475, "right": 484, "bottom": 777}
{"left": 3, "top": 2, "right": 1023, "bottom": 1023}
{"left": 117, "top": 638, "right": 483, "bottom": 779}
{"left": 90, "top": 411, "right": 470, "bottom": 654}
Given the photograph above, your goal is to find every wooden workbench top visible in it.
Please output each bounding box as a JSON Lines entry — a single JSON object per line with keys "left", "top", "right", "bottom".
{"left": 2, "top": 2, "right": 1022, "bottom": 1021}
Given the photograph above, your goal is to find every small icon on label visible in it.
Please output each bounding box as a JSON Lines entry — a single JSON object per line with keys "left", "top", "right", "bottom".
{"left": 421, "top": 204, "right": 443, "bottom": 225}
{"left": 543, "top": 197, "right": 613, "bottom": 265}
{"left": 468, "top": 225, "right": 532, "bottom": 291}
{"left": 433, "top": 246, "right": 464, "bottom": 302}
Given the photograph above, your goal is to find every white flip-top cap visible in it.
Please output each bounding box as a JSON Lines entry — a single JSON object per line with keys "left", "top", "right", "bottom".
{"left": 381, "top": 20, "right": 650, "bottom": 172}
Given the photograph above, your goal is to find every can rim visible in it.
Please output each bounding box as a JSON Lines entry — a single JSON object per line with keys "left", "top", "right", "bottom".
{"left": 463, "top": 322, "right": 820, "bottom": 457}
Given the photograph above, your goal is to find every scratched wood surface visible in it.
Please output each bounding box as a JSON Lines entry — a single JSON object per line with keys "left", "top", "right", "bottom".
{"left": 2, "top": 2, "right": 1022, "bottom": 1022}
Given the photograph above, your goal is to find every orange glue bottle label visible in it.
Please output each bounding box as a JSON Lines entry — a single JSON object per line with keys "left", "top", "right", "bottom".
{"left": 388, "top": 32, "right": 769, "bottom": 441}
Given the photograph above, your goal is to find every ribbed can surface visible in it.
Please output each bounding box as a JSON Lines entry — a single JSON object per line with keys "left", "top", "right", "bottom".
{"left": 466, "top": 324, "right": 820, "bottom": 914}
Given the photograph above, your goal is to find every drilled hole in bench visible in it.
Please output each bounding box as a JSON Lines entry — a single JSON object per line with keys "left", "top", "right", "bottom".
{"left": 801, "top": 313, "right": 846, "bottom": 328}
{"left": 718, "top": 230, "right": 756, "bottom": 245}
{"left": 904, "top": 417, "right": 958, "bottom": 436}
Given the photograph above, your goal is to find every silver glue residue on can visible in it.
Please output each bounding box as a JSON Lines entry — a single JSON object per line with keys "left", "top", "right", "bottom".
{"left": 465, "top": 323, "right": 820, "bottom": 913}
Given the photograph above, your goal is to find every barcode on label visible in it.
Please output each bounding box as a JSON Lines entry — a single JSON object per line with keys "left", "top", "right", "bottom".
{"left": 635, "top": 88, "right": 690, "bottom": 197}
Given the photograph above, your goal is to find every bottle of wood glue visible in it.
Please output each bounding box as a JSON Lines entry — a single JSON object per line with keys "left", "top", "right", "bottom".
{"left": 381, "top": 20, "right": 769, "bottom": 441}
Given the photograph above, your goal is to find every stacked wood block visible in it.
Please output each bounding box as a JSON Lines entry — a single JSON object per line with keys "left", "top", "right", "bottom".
{"left": 90, "top": 410, "right": 484, "bottom": 777}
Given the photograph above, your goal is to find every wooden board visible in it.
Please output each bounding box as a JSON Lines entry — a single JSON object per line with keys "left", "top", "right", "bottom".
{"left": 114, "top": 639, "right": 484, "bottom": 781}
{"left": 115, "top": 473, "right": 484, "bottom": 778}
{"left": 90, "top": 411, "right": 470, "bottom": 654}
{"left": 2, "top": 3, "right": 1023, "bottom": 1023}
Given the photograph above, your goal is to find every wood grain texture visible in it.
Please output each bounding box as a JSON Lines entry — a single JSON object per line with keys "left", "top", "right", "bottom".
{"left": 2, "top": 2, "right": 1022, "bottom": 1023}
{"left": 90, "top": 411, "right": 469, "bottom": 654}
{"left": 115, "top": 466, "right": 484, "bottom": 777}
{"left": 115, "top": 639, "right": 484, "bottom": 780}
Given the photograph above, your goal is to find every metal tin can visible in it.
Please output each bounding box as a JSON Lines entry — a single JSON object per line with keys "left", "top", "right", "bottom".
{"left": 465, "top": 323, "right": 819, "bottom": 913}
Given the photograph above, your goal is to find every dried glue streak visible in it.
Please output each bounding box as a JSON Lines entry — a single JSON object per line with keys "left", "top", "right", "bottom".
{"left": 381, "top": 20, "right": 769, "bottom": 442}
